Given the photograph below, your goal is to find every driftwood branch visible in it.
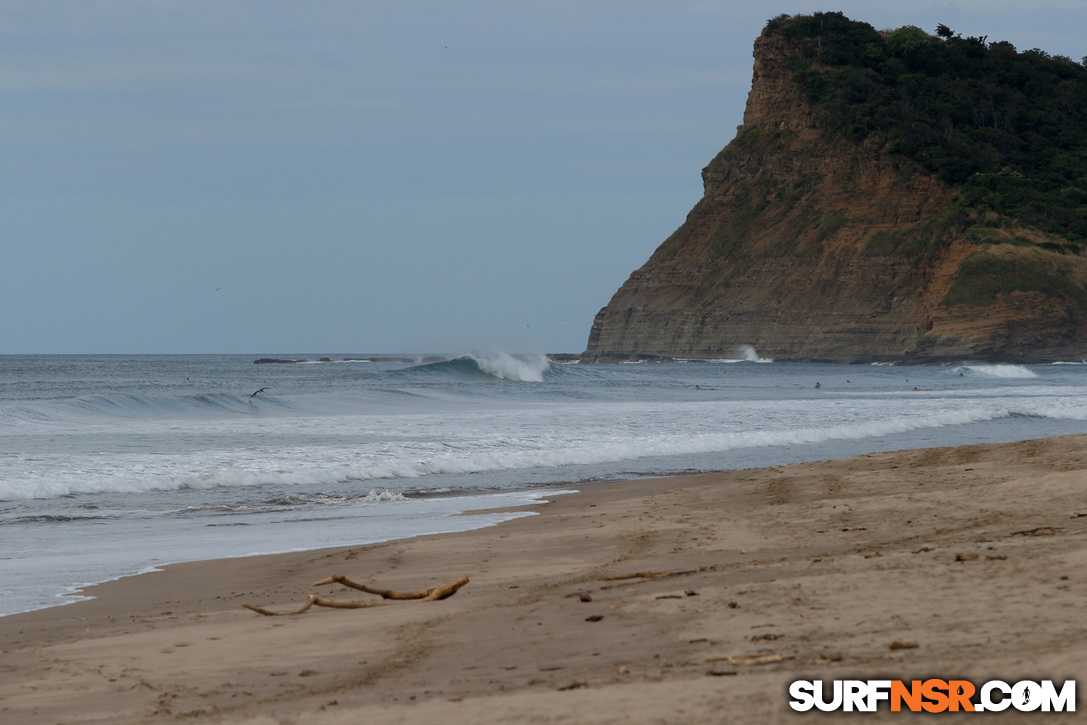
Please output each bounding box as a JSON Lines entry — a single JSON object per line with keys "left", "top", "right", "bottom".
{"left": 243, "top": 575, "right": 469, "bottom": 616}
{"left": 312, "top": 574, "right": 469, "bottom": 601}
{"left": 420, "top": 576, "right": 471, "bottom": 601}
{"left": 243, "top": 595, "right": 388, "bottom": 617}
{"left": 243, "top": 595, "right": 319, "bottom": 617}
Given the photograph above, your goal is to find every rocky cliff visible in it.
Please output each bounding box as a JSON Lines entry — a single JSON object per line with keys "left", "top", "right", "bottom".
{"left": 582, "top": 15, "right": 1087, "bottom": 363}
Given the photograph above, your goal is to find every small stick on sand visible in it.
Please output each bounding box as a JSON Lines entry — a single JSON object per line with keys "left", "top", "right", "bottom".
{"left": 598, "top": 570, "right": 697, "bottom": 582}
{"left": 310, "top": 597, "right": 389, "bottom": 610}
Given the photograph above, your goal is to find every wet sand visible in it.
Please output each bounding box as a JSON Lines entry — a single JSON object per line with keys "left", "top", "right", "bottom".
{"left": 2, "top": 435, "right": 1085, "bottom": 723}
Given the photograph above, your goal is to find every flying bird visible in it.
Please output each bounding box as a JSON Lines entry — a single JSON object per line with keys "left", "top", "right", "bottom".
{"left": 249, "top": 387, "right": 268, "bottom": 399}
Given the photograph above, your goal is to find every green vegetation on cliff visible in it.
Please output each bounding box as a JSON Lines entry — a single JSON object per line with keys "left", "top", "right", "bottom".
{"left": 766, "top": 11, "right": 1087, "bottom": 245}
{"left": 941, "top": 248, "right": 1087, "bottom": 311}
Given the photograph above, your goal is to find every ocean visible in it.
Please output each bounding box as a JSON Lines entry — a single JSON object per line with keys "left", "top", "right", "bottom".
{"left": 4, "top": 351, "right": 1087, "bottom": 617}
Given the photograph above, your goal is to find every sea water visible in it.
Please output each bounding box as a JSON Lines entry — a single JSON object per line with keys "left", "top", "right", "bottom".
{"left": 4, "top": 352, "right": 1087, "bottom": 616}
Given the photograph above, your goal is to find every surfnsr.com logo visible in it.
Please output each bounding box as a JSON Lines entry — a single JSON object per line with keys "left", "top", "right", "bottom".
{"left": 789, "top": 679, "right": 1076, "bottom": 713}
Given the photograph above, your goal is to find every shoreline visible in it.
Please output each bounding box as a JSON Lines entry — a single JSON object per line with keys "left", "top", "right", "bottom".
{"left": 0, "top": 488, "right": 572, "bottom": 619}
{"left": 2, "top": 435, "right": 1085, "bottom": 722}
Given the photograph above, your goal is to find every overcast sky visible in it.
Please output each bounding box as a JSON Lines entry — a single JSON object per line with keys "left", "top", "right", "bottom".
{"left": 3, "top": 1, "right": 1085, "bottom": 354}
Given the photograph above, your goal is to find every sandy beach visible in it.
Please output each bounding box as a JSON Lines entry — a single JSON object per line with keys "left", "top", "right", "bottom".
{"left": 2, "top": 435, "right": 1085, "bottom": 723}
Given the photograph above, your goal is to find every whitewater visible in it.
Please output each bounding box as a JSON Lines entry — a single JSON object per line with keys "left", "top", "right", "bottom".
{"left": 4, "top": 352, "right": 1087, "bottom": 616}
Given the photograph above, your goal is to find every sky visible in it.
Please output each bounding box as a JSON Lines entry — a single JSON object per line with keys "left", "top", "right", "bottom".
{"left": 3, "top": 1, "right": 1086, "bottom": 355}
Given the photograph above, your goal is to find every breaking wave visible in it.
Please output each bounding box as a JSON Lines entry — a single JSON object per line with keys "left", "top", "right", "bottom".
{"left": 734, "top": 345, "right": 773, "bottom": 363}
{"left": 406, "top": 351, "right": 553, "bottom": 382}
{"left": 961, "top": 364, "right": 1038, "bottom": 379}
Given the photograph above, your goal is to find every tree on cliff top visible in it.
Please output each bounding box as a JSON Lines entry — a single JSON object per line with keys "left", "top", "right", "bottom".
{"left": 764, "top": 12, "right": 1087, "bottom": 246}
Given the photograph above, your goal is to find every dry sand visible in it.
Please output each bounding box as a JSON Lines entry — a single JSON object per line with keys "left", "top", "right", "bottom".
{"left": 2, "top": 435, "right": 1086, "bottom": 723}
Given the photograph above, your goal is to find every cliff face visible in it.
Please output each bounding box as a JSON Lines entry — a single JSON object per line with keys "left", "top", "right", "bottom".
{"left": 582, "top": 31, "right": 1087, "bottom": 363}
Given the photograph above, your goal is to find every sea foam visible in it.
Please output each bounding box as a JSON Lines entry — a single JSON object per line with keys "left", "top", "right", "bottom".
{"left": 5, "top": 400, "right": 1069, "bottom": 500}
{"left": 470, "top": 350, "right": 551, "bottom": 382}
{"left": 962, "top": 364, "right": 1038, "bottom": 378}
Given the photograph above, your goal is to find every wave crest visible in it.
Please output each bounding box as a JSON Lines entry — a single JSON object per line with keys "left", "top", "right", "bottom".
{"left": 735, "top": 345, "right": 773, "bottom": 363}
{"left": 409, "top": 351, "right": 552, "bottom": 382}
{"left": 961, "top": 364, "right": 1037, "bottom": 379}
